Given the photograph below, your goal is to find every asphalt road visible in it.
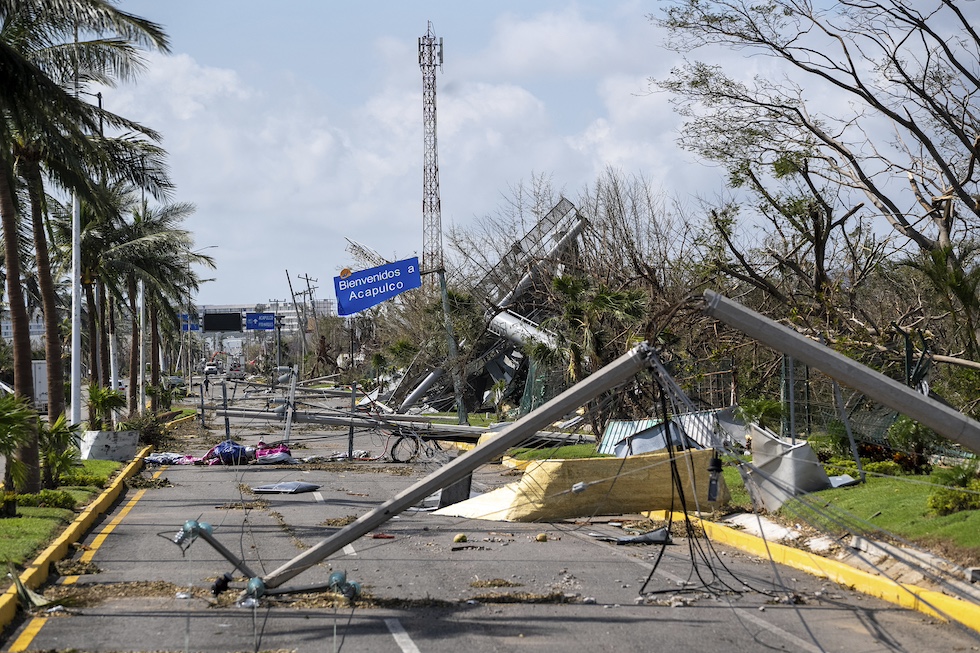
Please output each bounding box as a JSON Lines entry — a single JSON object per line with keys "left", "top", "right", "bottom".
{"left": 3, "top": 401, "right": 980, "bottom": 652}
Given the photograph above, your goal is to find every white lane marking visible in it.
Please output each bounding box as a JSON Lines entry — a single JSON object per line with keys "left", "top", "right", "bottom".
{"left": 343, "top": 543, "right": 357, "bottom": 556}
{"left": 734, "top": 609, "right": 826, "bottom": 653}
{"left": 385, "top": 618, "right": 421, "bottom": 653}
{"left": 313, "top": 492, "right": 324, "bottom": 503}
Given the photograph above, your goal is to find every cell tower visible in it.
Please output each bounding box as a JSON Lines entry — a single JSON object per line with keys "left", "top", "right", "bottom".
{"left": 419, "top": 21, "right": 444, "bottom": 279}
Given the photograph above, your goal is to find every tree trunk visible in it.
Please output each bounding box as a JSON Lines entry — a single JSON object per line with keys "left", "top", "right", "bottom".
{"left": 0, "top": 161, "right": 40, "bottom": 493}
{"left": 85, "top": 282, "right": 100, "bottom": 384}
{"left": 127, "top": 275, "right": 139, "bottom": 416}
{"left": 98, "top": 280, "right": 110, "bottom": 388}
{"left": 150, "top": 302, "right": 160, "bottom": 413}
{"left": 21, "top": 159, "right": 66, "bottom": 422}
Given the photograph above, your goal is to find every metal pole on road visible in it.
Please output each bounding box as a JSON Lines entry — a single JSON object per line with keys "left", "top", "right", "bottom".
{"left": 259, "top": 342, "right": 656, "bottom": 590}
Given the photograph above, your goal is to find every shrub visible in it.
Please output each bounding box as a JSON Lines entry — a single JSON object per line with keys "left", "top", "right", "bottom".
{"left": 927, "top": 479, "right": 980, "bottom": 516}
{"left": 16, "top": 489, "right": 77, "bottom": 510}
{"left": 118, "top": 413, "right": 168, "bottom": 449}
{"left": 863, "top": 460, "right": 903, "bottom": 477}
{"left": 887, "top": 416, "right": 939, "bottom": 474}
{"left": 736, "top": 398, "right": 783, "bottom": 432}
{"left": 927, "top": 461, "right": 980, "bottom": 516}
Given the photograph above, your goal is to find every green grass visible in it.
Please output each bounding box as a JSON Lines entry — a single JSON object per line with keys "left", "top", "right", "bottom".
{"left": 779, "top": 474, "right": 980, "bottom": 562}
{"left": 428, "top": 412, "right": 499, "bottom": 428}
{"left": 721, "top": 462, "right": 980, "bottom": 564}
{"left": 0, "top": 506, "right": 75, "bottom": 566}
{"left": 508, "top": 443, "right": 611, "bottom": 461}
{"left": 59, "top": 459, "right": 121, "bottom": 487}
{"left": 722, "top": 464, "right": 753, "bottom": 510}
{"left": 1, "top": 460, "right": 117, "bottom": 585}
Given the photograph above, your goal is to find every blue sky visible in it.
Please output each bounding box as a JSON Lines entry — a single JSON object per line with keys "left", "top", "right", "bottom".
{"left": 111, "top": 1, "right": 727, "bottom": 306}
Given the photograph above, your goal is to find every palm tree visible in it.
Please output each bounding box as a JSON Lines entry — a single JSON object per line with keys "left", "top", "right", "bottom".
{"left": 541, "top": 274, "right": 648, "bottom": 382}
{"left": 0, "top": 393, "right": 37, "bottom": 510}
{"left": 0, "top": 0, "right": 169, "bottom": 492}
{"left": 77, "top": 196, "right": 209, "bottom": 414}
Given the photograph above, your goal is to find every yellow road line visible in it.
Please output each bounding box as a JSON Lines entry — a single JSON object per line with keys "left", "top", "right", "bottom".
{"left": 8, "top": 468, "right": 165, "bottom": 652}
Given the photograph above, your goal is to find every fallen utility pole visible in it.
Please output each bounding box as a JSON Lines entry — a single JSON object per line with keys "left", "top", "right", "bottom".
{"left": 214, "top": 407, "right": 593, "bottom": 446}
{"left": 702, "top": 290, "right": 980, "bottom": 456}
{"left": 258, "top": 342, "right": 655, "bottom": 591}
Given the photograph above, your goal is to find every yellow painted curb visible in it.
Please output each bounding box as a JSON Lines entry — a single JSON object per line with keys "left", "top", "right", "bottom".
{"left": 165, "top": 414, "right": 197, "bottom": 429}
{"left": 0, "top": 446, "right": 152, "bottom": 631}
{"left": 500, "top": 455, "right": 531, "bottom": 470}
{"left": 647, "top": 511, "right": 980, "bottom": 634}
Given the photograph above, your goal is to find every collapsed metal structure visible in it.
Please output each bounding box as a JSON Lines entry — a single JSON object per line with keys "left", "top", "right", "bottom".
{"left": 179, "top": 292, "right": 980, "bottom": 597}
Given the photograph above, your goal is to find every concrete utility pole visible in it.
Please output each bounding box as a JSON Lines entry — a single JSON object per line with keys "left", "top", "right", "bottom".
{"left": 259, "top": 342, "right": 656, "bottom": 591}
{"left": 701, "top": 290, "right": 980, "bottom": 456}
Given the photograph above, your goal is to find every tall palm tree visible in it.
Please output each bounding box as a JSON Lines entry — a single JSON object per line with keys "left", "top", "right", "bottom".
{"left": 110, "top": 198, "right": 210, "bottom": 415}
{"left": 0, "top": 0, "right": 169, "bottom": 491}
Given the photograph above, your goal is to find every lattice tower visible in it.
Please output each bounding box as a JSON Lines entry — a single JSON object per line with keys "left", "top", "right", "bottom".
{"left": 419, "top": 21, "right": 444, "bottom": 278}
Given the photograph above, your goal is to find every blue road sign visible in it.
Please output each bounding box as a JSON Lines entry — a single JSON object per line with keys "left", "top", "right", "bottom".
{"left": 245, "top": 312, "right": 277, "bottom": 330}
{"left": 179, "top": 313, "right": 200, "bottom": 331}
{"left": 334, "top": 256, "right": 421, "bottom": 316}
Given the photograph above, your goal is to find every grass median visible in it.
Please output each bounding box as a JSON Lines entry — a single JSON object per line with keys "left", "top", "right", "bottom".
{"left": 0, "top": 459, "right": 121, "bottom": 583}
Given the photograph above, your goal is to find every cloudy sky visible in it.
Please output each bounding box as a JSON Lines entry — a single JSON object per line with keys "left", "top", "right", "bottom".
{"left": 110, "top": 1, "right": 729, "bottom": 307}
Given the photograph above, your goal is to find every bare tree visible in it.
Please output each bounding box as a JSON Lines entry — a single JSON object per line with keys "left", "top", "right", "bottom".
{"left": 655, "top": 0, "right": 980, "bottom": 355}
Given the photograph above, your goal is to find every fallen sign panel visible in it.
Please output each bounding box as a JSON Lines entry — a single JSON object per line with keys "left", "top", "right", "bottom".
{"left": 252, "top": 481, "right": 321, "bottom": 494}
{"left": 434, "top": 448, "right": 727, "bottom": 522}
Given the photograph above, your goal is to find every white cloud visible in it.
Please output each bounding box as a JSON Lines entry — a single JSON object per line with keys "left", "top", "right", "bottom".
{"left": 98, "top": 3, "right": 726, "bottom": 304}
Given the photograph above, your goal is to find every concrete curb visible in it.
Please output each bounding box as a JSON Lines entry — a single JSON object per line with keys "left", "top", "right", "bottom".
{"left": 648, "top": 510, "right": 980, "bottom": 633}
{"left": 0, "top": 446, "right": 151, "bottom": 631}
{"left": 164, "top": 413, "right": 197, "bottom": 429}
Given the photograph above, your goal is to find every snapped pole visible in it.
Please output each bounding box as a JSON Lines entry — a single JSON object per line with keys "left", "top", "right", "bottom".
{"left": 260, "top": 342, "right": 655, "bottom": 590}
{"left": 701, "top": 290, "right": 980, "bottom": 456}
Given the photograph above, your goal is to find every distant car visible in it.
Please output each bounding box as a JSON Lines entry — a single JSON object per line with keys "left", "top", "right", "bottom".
{"left": 163, "top": 375, "right": 185, "bottom": 389}
{"left": 203, "top": 363, "right": 218, "bottom": 376}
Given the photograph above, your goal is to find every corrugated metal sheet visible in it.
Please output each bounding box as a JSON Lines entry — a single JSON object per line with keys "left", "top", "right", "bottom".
{"left": 599, "top": 410, "right": 722, "bottom": 455}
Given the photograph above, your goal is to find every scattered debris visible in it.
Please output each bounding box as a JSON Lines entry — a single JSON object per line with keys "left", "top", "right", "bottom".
{"left": 126, "top": 475, "right": 173, "bottom": 489}
{"left": 535, "top": 533, "right": 549, "bottom": 542}
{"left": 320, "top": 515, "right": 358, "bottom": 528}
{"left": 55, "top": 560, "right": 101, "bottom": 576}
{"left": 468, "top": 591, "right": 570, "bottom": 604}
{"left": 215, "top": 499, "right": 270, "bottom": 511}
{"left": 470, "top": 578, "right": 523, "bottom": 588}
{"left": 252, "top": 481, "right": 321, "bottom": 494}
{"left": 589, "top": 527, "right": 671, "bottom": 546}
